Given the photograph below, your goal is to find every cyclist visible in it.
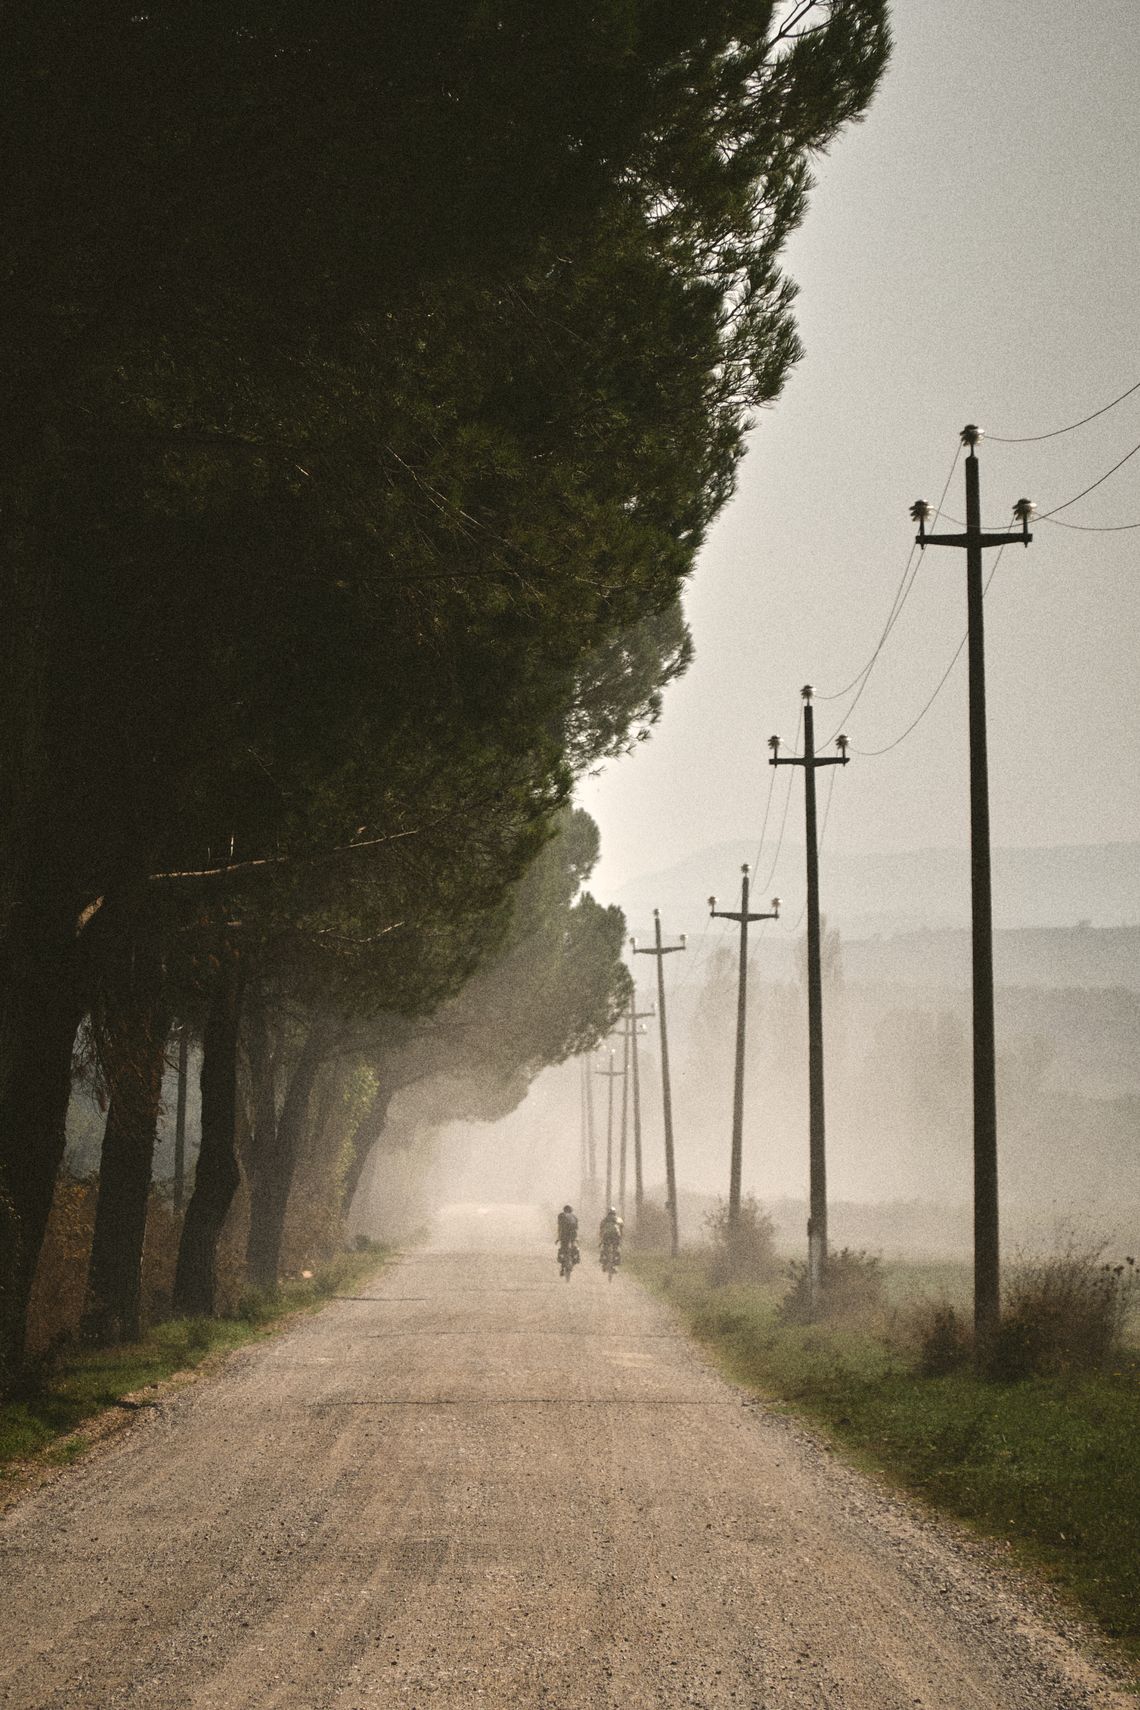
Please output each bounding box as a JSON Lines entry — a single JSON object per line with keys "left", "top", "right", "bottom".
{"left": 556, "top": 1204, "right": 580, "bottom": 1272}
{"left": 599, "top": 1205, "right": 623, "bottom": 1269}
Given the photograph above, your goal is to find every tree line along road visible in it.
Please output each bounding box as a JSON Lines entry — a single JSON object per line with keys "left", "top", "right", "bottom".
{"left": 0, "top": 1230, "right": 1131, "bottom": 1709}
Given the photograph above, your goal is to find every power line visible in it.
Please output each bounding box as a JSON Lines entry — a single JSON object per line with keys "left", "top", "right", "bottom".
{"left": 987, "top": 377, "right": 1140, "bottom": 443}
{"left": 681, "top": 710, "right": 792, "bottom": 1006}
{"left": 756, "top": 704, "right": 802, "bottom": 891}
{"left": 853, "top": 542, "right": 1009, "bottom": 757}
{"left": 670, "top": 915, "right": 725, "bottom": 1003}
{"left": 941, "top": 441, "right": 1140, "bottom": 528}
{"left": 816, "top": 443, "right": 961, "bottom": 707}
{"left": 1038, "top": 511, "right": 1140, "bottom": 533}
{"left": 781, "top": 767, "right": 838, "bottom": 936}
{"left": 818, "top": 760, "right": 839, "bottom": 854}
{"left": 749, "top": 761, "right": 778, "bottom": 877}
{"left": 812, "top": 542, "right": 919, "bottom": 702}
{"left": 1037, "top": 437, "right": 1140, "bottom": 519}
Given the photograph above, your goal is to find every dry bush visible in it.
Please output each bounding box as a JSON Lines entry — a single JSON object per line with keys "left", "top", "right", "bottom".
{"left": 909, "top": 1301, "right": 972, "bottom": 1376}
{"left": 26, "top": 1173, "right": 189, "bottom": 1351}
{"left": 704, "top": 1196, "right": 781, "bottom": 1287}
{"left": 627, "top": 1200, "right": 672, "bottom": 1252}
{"left": 282, "top": 1150, "right": 348, "bottom": 1275}
{"left": 779, "top": 1246, "right": 886, "bottom": 1325}
{"left": 26, "top": 1176, "right": 97, "bottom": 1352}
{"left": 140, "top": 1192, "right": 182, "bottom": 1323}
{"left": 991, "top": 1244, "right": 1137, "bottom": 1380}
{"left": 213, "top": 1179, "right": 252, "bottom": 1315}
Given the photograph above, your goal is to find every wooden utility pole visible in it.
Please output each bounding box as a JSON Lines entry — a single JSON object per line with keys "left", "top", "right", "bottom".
{"left": 584, "top": 1050, "right": 597, "bottom": 1207}
{"left": 578, "top": 1057, "right": 590, "bottom": 1208}
{"left": 632, "top": 913, "right": 686, "bottom": 1256}
{"left": 618, "top": 1017, "right": 630, "bottom": 1217}
{"left": 595, "top": 1050, "right": 625, "bottom": 1209}
{"left": 770, "top": 689, "right": 849, "bottom": 1303}
{"left": 912, "top": 430, "right": 1034, "bottom": 1348}
{"left": 626, "top": 995, "right": 655, "bottom": 1222}
{"left": 708, "top": 866, "right": 779, "bottom": 1224}
{"left": 173, "top": 1025, "right": 189, "bottom": 1215}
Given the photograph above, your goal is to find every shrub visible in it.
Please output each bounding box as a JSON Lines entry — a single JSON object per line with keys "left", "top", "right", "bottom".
{"left": 704, "top": 1196, "right": 780, "bottom": 1287}
{"left": 628, "top": 1200, "right": 672, "bottom": 1252}
{"left": 912, "top": 1302, "right": 972, "bottom": 1376}
{"left": 25, "top": 1173, "right": 187, "bottom": 1352}
{"left": 990, "top": 1245, "right": 1137, "bottom": 1380}
{"left": 236, "top": 1286, "right": 276, "bottom": 1326}
{"left": 779, "top": 1246, "right": 885, "bottom": 1325}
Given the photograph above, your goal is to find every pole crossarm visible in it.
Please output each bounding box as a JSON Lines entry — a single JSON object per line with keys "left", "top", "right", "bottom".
{"left": 917, "top": 531, "right": 1021, "bottom": 550}
{"left": 770, "top": 753, "right": 849, "bottom": 770}
{"left": 709, "top": 904, "right": 780, "bottom": 924}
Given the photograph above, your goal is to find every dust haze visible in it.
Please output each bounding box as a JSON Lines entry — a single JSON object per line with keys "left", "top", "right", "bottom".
{"left": 350, "top": 913, "right": 1140, "bottom": 1262}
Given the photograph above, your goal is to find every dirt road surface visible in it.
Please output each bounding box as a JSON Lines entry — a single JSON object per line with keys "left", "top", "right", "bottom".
{"left": 2, "top": 1222, "right": 1132, "bottom": 1709}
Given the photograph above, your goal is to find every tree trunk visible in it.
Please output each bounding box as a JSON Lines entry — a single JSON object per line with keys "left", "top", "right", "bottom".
{"left": 245, "top": 1022, "right": 331, "bottom": 1291}
{"left": 0, "top": 901, "right": 83, "bottom": 1386}
{"left": 340, "top": 1081, "right": 395, "bottom": 1222}
{"left": 172, "top": 949, "right": 243, "bottom": 1318}
{"left": 239, "top": 984, "right": 278, "bottom": 1198}
{"left": 82, "top": 937, "right": 169, "bottom": 1345}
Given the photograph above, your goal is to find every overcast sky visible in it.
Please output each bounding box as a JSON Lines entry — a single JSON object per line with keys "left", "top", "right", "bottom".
{"left": 578, "top": 0, "right": 1140, "bottom": 898}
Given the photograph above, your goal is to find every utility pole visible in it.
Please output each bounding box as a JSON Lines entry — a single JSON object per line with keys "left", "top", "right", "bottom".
{"left": 578, "top": 1057, "right": 589, "bottom": 1208}
{"left": 626, "top": 995, "right": 655, "bottom": 1222}
{"left": 618, "top": 1016, "right": 630, "bottom": 1217}
{"left": 631, "top": 913, "right": 686, "bottom": 1256}
{"left": 173, "top": 1025, "right": 189, "bottom": 1216}
{"left": 912, "top": 427, "right": 1034, "bottom": 1349}
{"left": 585, "top": 1051, "right": 597, "bottom": 1196}
{"left": 595, "top": 1049, "right": 625, "bottom": 1209}
{"left": 770, "top": 688, "right": 849, "bottom": 1303}
{"left": 708, "top": 866, "right": 780, "bottom": 1225}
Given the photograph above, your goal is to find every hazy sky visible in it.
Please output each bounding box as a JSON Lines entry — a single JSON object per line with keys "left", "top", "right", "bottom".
{"left": 579, "top": 0, "right": 1140, "bottom": 899}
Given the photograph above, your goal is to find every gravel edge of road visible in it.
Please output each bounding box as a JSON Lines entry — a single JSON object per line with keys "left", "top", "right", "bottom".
{"left": 633, "top": 1273, "right": 1140, "bottom": 1701}
{"left": 0, "top": 1250, "right": 398, "bottom": 1516}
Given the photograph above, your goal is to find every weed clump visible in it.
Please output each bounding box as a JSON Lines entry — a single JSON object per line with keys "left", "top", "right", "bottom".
{"left": 911, "top": 1302, "right": 972, "bottom": 1376}
{"left": 779, "top": 1247, "right": 885, "bottom": 1325}
{"left": 236, "top": 1287, "right": 276, "bottom": 1326}
{"left": 703, "top": 1196, "right": 780, "bottom": 1287}
{"left": 906, "top": 1242, "right": 1138, "bottom": 1381}
{"left": 628, "top": 1201, "right": 672, "bottom": 1252}
{"left": 990, "top": 1247, "right": 1136, "bottom": 1380}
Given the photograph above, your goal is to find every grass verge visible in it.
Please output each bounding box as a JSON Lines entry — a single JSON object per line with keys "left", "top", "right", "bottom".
{"left": 630, "top": 1251, "right": 1140, "bottom": 1667}
{"left": 0, "top": 1243, "right": 393, "bottom": 1482}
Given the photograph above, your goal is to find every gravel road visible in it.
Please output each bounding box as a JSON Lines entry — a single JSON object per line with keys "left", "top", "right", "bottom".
{"left": 1, "top": 1225, "right": 1133, "bottom": 1709}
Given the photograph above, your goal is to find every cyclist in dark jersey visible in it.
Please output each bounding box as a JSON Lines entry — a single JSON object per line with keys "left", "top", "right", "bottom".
{"left": 556, "top": 1205, "right": 580, "bottom": 1273}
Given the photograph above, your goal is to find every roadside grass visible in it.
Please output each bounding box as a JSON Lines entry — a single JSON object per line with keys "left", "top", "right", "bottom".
{"left": 0, "top": 1243, "right": 392, "bottom": 1479}
{"left": 631, "top": 1251, "right": 1140, "bottom": 1663}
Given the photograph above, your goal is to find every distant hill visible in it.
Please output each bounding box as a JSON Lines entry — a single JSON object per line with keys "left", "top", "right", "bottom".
{"left": 604, "top": 839, "right": 1140, "bottom": 944}
{"left": 843, "top": 924, "right": 1140, "bottom": 992}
